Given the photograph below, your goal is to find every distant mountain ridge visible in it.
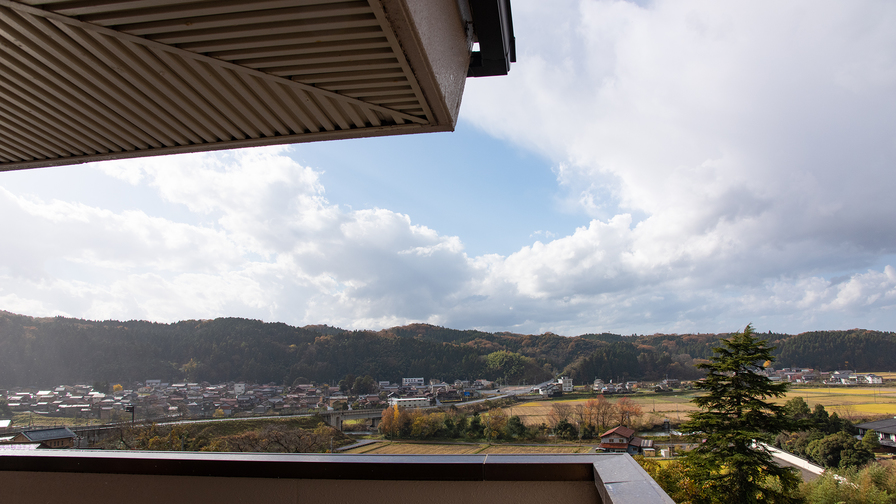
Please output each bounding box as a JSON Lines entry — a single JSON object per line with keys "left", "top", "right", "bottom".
{"left": 0, "top": 310, "right": 893, "bottom": 388}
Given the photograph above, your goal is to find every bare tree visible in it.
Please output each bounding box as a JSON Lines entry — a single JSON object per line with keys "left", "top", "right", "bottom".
{"left": 615, "top": 397, "right": 643, "bottom": 427}
{"left": 589, "top": 395, "right": 616, "bottom": 433}
{"left": 547, "top": 403, "right": 572, "bottom": 428}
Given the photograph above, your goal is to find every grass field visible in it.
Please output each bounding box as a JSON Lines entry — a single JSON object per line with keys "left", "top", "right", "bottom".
{"left": 11, "top": 413, "right": 98, "bottom": 428}
{"left": 505, "top": 385, "right": 896, "bottom": 427}
{"left": 343, "top": 442, "right": 585, "bottom": 455}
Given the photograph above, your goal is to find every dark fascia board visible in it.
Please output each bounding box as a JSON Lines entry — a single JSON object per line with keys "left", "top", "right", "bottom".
{"left": 467, "top": 0, "right": 516, "bottom": 77}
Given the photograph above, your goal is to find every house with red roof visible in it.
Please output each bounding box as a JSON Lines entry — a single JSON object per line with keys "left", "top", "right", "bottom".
{"left": 598, "top": 426, "right": 653, "bottom": 455}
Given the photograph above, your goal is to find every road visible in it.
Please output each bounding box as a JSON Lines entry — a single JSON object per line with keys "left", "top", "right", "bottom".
{"left": 757, "top": 442, "right": 825, "bottom": 483}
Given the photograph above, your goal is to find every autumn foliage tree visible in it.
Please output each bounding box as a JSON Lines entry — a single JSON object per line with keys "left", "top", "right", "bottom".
{"left": 484, "top": 408, "right": 508, "bottom": 441}
{"left": 211, "top": 424, "right": 340, "bottom": 453}
{"left": 379, "top": 404, "right": 399, "bottom": 439}
{"left": 615, "top": 397, "right": 643, "bottom": 428}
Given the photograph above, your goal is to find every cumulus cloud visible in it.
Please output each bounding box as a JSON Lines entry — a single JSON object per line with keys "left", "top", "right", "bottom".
{"left": 1, "top": 147, "right": 477, "bottom": 328}
{"left": 4, "top": 1, "right": 896, "bottom": 335}
{"left": 456, "top": 0, "right": 896, "bottom": 331}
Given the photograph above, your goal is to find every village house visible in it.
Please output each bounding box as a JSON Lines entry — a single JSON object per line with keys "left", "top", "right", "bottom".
{"left": 860, "top": 374, "right": 884, "bottom": 384}
{"left": 472, "top": 379, "right": 492, "bottom": 390}
{"left": 559, "top": 377, "right": 573, "bottom": 393}
{"left": 857, "top": 418, "right": 896, "bottom": 448}
{"left": 536, "top": 382, "right": 562, "bottom": 397}
{"left": 598, "top": 426, "right": 653, "bottom": 456}
{"left": 661, "top": 378, "right": 680, "bottom": 389}
{"left": 13, "top": 427, "right": 78, "bottom": 449}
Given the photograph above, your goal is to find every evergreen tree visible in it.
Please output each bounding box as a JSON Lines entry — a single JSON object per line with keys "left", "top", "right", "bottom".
{"left": 555, "top": 419, "right": 578, "bottom": 440}
{"left": 467, "top": 413, "right": 484, "bottom": 439}
{"left": 681, "top": 324, "right": 800, "bottom": 503}
{"left": 807, "top": 431, "right": 874, "bottom": 469}
{"left": 862, "top": 429, "right": 881, "bottom": 451}
{"left": 783, "top": 397, "right": 811, "bottom": 423}
{"left": 506, "top": 415, "right": 529, "bottom": 439}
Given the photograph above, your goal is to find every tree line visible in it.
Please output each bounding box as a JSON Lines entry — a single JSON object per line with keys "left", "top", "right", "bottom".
{"left": 1, "top": 309, "right": 894, "bottom": 388}
{"left": 376, "top": 395, "right": 645, "bottom": 443}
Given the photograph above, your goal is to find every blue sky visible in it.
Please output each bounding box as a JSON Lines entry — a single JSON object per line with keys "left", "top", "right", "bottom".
{"left": 3, "top": 0, "right": 896, "bottom": 336}
{"left": 296, "top": 123, "right": 582, "bottom": 259}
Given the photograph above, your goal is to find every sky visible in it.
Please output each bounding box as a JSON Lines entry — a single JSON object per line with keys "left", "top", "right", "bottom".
{"left": 3, "top": 0, "right": 896, "bottom": 336}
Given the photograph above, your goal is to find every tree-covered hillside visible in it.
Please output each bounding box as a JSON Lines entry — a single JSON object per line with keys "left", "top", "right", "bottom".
{"left": 0, "top": 310, "right": 892, "bottom": 388}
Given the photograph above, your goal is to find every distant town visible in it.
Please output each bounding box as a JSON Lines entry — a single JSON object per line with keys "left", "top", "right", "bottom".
{"left": 0, "top": 366, "right": 885, "bottom": 428}
{"left": 1, "top": 377, "right": 508, "bottom": 425}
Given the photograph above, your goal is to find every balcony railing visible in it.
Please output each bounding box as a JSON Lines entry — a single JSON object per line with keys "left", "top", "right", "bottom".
{"left": 0, "top": 450, "right": 672, "bottom": 504}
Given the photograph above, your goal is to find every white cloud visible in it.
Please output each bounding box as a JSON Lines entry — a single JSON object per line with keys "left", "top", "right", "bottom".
{"left": 1, "top": 147, "right": 478, "bottom": 328}
{"left": 455, "top": 0, "right": 896, "bottom": 331}
{"left": 4, "top": 1, "right": 896, "bottom": 335}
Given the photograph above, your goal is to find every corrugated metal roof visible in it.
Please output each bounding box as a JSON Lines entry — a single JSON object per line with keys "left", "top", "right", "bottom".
{"left": 0, "top": 0, "right": 459, "bottom": 170}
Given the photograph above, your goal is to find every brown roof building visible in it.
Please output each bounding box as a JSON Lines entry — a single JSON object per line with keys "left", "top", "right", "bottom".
{"left": 12, "top": 427, "right": 77, "bottom": 449}
{"left": 599, "top": 426, "right": 653, "bottom": 456}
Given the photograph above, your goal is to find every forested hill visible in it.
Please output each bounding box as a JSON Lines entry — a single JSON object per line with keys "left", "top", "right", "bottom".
{"left": 0, "top": 310, "right": 893, "bottom": 388}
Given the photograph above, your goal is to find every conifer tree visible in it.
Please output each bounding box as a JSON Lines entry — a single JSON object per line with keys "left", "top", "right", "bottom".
{"left": 681, "top": 324, "right": 800, "bottom": 503}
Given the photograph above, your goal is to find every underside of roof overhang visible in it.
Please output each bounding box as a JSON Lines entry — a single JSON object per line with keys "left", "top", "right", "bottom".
{"left": 0, "top": 0, "right": 512, "bottom": 171}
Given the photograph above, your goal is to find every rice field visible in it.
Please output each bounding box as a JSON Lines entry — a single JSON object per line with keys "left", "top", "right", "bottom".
{"left": 344, "top": 442, "right": 485, "bottom": 455}
{"left": 343, "top": 442, "right": 586, "bottom": 455}
{"left": 505, "top": 395, "right": 699, "bottom": 428}
{"left": 504, "top": 384, "right": 896, "bottom": 427}
{"left": 771, "top": 386, "right": 896, "bottom": 419}
{"left": 479, "top": 445, "right": 585, "bottom": 454}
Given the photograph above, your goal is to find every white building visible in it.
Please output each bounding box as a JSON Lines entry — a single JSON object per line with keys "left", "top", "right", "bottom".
{"left": 862, "top": 374, "right": 884, "bottom": 384}
{"left": 233, "top": 383, "right": 246, "bottom": 395}
{"left": 560, "top": 377, "right": 573, "bottom": 392}
{"left": 402, "top": 377, "right": 425, "bottom": 387}
{"left": 388, "top": 397, "right": 431, "bottom": 409}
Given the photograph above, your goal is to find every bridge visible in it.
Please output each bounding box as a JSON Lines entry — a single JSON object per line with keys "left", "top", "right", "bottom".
{"left": 39, "top": 409, "right": 386, "bottom": 447}
{"left": 68, "top": 409, "right": 386, "bottom": 437}
{"left": 320, "top": 409, "right": 384, "bottom": 431}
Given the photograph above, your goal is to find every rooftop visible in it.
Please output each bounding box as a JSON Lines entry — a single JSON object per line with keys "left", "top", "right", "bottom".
{"left": 18, "top": 427, "right": 77, "bottom": 442}
{"left": 857, "top": 418, "right": 896, "bottom": 435}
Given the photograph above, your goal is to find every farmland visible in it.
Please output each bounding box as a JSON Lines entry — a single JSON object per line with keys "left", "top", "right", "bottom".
{"left": 504, "top": 385, "right": 896, "bottom": 427}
